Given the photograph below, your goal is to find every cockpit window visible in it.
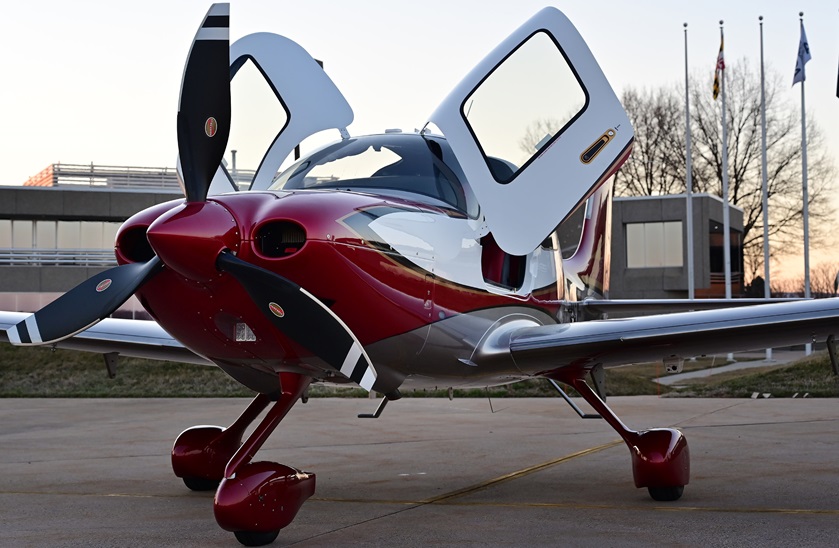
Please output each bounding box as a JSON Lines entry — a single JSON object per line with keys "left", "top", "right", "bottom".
{"left": 270, "top": 134, "right": 478, "bottom": 217}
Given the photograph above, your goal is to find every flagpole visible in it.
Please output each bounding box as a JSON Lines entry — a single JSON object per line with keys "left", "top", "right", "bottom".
{"left": 720, "top": 21, "right": 732, "bottom": 301}
{"left": 799, "top": 12, "right": 811, "bottom": 355}
{"left": 684, "top": 22, "right": 695, "bottom": 300}
{"left": 759, "top": 16, "right": 772, "bottom": 361}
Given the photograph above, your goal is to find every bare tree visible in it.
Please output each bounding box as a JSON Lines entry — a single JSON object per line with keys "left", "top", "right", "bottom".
{"left": 615, "top": 59, "right": 836, "bottom": 282}
{"left": 690, "top": 60, "right": 834, "bottom": 280}
{"left": 771, "top": 263, "right": 839, "bottom": 298}
{"left": 519, "top": 118, "right": 561, "bottom": 156}
{"left": 613, "top": 87, "right": 687, "bottom": 196}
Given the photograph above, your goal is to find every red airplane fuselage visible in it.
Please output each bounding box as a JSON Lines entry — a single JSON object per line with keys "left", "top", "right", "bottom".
{"left": 115, "top": 185, "right": 565, "bottom": 392}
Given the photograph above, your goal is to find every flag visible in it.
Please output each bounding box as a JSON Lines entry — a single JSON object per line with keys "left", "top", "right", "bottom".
{"left": 792, "top": 21, "right": 811, "bottom": 85}
{"left": 713, "top": 37, "right": 725, "bottom": 100}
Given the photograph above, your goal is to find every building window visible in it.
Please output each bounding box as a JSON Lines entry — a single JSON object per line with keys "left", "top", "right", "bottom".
{"left": 12, "top": 220, "right": 33, "bottom": 248}
{"left": 709, "top": 221, "right": 742, "bottom": 274}
{"left": 626, "top": 221, "right": 683, "bottom": 268}
{"left": 0, "top": 220, "right": 11, "bottom": 247}
{"left": 2, "top": 220, "right": 121, "bottom": 249}
{"left": 2, "top": 220, "right": 121, "bottom": 266}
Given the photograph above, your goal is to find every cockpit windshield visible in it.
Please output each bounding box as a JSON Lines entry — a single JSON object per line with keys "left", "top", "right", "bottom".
{"left": 270, "top": 134, "right": 478, "bottom": 218}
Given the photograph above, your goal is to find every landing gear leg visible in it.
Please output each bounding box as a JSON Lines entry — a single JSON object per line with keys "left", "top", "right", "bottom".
{"left": 213, "top": 373, "right": 315, "bottom": 546}
{"left": 547, "top": 370, "right": 689, "bottom": 501}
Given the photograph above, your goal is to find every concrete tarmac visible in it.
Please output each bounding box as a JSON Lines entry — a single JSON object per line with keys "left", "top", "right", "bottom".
{"left": 1, "top": 396, "right": 838, "bottom": 547}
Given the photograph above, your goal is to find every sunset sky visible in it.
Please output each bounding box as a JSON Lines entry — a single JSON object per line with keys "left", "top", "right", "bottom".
{"left": 1, "top": 0, "right": 836, "bottom": 279}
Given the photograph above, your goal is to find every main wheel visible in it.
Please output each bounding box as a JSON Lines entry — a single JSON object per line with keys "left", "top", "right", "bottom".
{"left": 234, "top": 530, "right": 280, "bottom": 546}
{"left": 182, "top": 476, "right": 221, "bottom": 492}
{"left": 648, "top": 485, "right": 684, "bottom": 501}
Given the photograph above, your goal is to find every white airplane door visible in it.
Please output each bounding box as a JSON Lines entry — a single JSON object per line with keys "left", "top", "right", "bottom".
{"left": 427, "top": 7, "right": 632, "bottom": 256}
{"left": 198, "top": 31, "right": 354, "bottom": 195}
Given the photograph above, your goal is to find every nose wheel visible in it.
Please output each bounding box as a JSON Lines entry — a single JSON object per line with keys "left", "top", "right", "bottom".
{"left": 648, "top": 485, "right": 685, "bottom": 502}
{"left": 234, "top": 530, "right": 280, "bottom": 547}
{"left": 183, "top": 475, "right": 221, "bottom": 492}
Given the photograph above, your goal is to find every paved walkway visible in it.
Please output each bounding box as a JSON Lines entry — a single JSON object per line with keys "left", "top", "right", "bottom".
{"left": 656, "top": 349, "right": 810, "bottom": 385}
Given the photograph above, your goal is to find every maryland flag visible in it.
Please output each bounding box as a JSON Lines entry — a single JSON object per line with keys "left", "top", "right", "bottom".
{"left": 713, "top": 37, "right": 725, "bottom": 100}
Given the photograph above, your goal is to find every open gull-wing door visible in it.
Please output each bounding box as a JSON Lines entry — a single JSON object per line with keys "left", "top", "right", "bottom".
{"left": 428, "top": 7, "right": 632, "bottom": 256}
{"left": 191, "top": 31, "right": 354, "bottom": 194}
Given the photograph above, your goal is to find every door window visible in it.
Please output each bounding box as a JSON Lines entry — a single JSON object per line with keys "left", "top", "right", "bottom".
{"left": 462, "top": 31, "right": 586, "bottom": 183}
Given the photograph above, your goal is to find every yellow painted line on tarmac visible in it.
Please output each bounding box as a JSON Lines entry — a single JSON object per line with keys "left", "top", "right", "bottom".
{"left": 308, "top": 437, "right": 839, "bottom": 517}
{"left": 312, "top": 438, "right": 624, "bottom": 506}
{"left": 311, "top": 497, "right": 419, "bottom": 506}
{"left": 8, "top": 438, "right": 836, "bottom": 518}
{"left": 420, "top": 439, "right": 624, "bottom": 504}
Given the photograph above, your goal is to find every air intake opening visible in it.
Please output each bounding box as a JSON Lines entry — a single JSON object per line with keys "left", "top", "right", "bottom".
{"left": 255, "top": 221, "right": 307, "bottom": 258}
{"left": 116, "top": 226, "right": 155, "bottom": 263}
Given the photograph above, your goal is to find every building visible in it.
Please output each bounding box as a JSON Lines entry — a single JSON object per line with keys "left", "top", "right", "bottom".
{"left": 1, "top": 167, "right": 746, "bottom": 312}
{"left": 0, "top": 164, "right": 184, "bottom": 318}
{"left": 610, "top": 194, "right": 744, "bottom": 299}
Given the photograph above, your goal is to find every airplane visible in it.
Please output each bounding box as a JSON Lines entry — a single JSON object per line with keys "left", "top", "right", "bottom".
{"left": 3, "top": 3, "right": 839, "bottom": 546}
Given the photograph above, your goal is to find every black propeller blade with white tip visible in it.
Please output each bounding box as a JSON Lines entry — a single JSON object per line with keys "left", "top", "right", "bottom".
{"left": 7, "top": 4, "right": 388, "bottom": 395}
{"left": 177, "top": 2, "right": 231, "bottom": 203}
{"left": 216, "top": 252, "right": 382, "bottom": 392}
{"left": 6, "top": 257, "right": 162, "bottom": 346}
{"left": 4, "top": 4, "right": 230, "bottom": 347}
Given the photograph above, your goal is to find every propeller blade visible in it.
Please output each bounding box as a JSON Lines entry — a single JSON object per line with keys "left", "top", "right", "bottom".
{"left": 216, "top": 252, "right": 379, "bottom": 392}
{"left": 5, "top": 257, "right": 163, "bottom": 346}
{"left": 177, "top": 2, "right": 231, "bottom": 202}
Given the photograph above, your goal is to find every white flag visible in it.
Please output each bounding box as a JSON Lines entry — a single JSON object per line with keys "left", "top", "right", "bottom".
{"left": 792, "top": 21, "right": 811, "bottom": 85}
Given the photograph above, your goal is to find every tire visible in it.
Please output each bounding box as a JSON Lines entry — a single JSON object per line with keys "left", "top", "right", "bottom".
{"left": 182, "top": 476, "right": 220, "bottom": 492}
{"left": 648, "top": 485, "right": 684, "bottom": 501}
{"left": 234, "top": 530, "right": 280, "bottom": 546}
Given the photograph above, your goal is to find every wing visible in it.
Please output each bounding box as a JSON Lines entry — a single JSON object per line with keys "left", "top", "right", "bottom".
{"left": 509, "top": 299, "right": 839, "bottom": 374}
{"left": 0, "top": 312, "right": 209, "bottom": 366}
{"left": 569, "top": 298, "right": 801, "bottom": 319}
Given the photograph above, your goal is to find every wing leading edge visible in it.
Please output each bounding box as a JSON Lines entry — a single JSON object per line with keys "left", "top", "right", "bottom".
{"left": 509, "top": 299, "right": 839, "bottom": 375}
{"left": 0, "top": 312, "right": 209, "bottom": 366}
